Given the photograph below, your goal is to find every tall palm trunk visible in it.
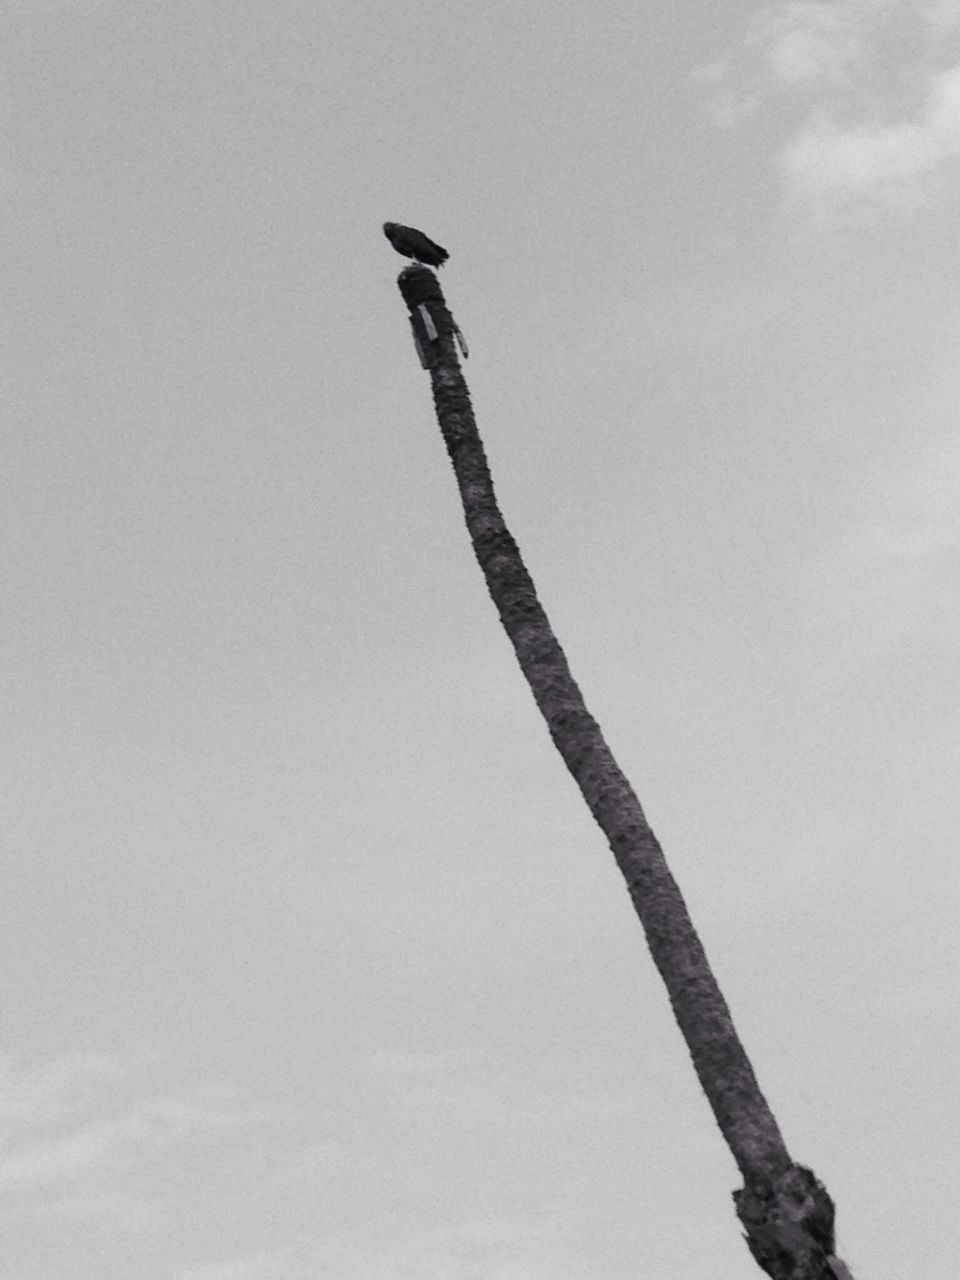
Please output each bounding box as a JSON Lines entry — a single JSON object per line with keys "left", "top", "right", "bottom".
{"left": 393, "top": 266, "right": 853, "bottom": 1280}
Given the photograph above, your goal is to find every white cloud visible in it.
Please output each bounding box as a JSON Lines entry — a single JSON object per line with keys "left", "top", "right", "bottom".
{"left": 755, "top": 2, "right": 863, "bottom": 89}
{"left": 693, "top": 0, "right": 867, "bottom": 125}
{"left": 780, "top": 63, "right": 960, "bottom": 213}
{"left": 699, "top": 2, "right": 960, "bottom": 219}
{"left": 925, "top": 0, "right": 960, "bottom": 29}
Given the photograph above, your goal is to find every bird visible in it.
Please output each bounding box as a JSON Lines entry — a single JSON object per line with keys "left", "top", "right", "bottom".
{"left": 383, "top": 222, "right": 449, "bottom": 268}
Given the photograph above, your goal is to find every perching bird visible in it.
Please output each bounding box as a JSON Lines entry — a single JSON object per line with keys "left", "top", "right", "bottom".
{"left": 383, "top": 222, "right": 449, "bottom": 268}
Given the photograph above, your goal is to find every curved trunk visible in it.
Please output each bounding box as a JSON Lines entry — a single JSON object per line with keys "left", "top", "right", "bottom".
{"left": 393, "top": 267, "right": 853, "bottom": 1280}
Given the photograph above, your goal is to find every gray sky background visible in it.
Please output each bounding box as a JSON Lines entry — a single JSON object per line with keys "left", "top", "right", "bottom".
{"left": 3, "top": 1, "right": 959, "bottom": 1277}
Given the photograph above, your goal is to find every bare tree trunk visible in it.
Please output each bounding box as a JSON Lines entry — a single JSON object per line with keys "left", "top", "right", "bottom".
{"left": 392, "top": 265, "right": 854, "bottom": 1280}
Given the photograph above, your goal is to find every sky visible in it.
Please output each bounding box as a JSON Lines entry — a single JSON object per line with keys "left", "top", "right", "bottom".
{"left": 2, "top": 1, "right": 959, "bottom": 1276}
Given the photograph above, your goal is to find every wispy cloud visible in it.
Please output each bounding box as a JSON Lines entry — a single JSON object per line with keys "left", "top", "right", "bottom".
{"left": 0, "top": 1118, "right": 123, "bottom": 1190}
{"left": 174, "top": 1214, "right": 591, "bottom": 1280}
{"left": 0, "top": 1051, "right": 121, "bottom": 1128}
{"left": 338, "top": 1215, "right": 590, "bottom": 1280}
{"left": 794, "top": 422, "right": 960, "bottom": 673}
{"left": 393, "top": 1076, "right": 639, "bottom": 1135}
{"left": 39, "top": 1185, "right": 166, "bottom": 1231}
{"left": 869, "top": 981, "right": 959, "bottom": 1020}
{"left": 0, "top": 1049, "right": 266, "bottom": 1227}
{"left": 359, "top": 1047, "right": 469, "bottom": 1077}
{"left": 174, "top": 1251, "right": 291, "bottom": 1280}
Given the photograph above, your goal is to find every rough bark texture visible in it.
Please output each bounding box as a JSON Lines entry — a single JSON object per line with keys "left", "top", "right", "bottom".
{"left": 394, "top": 266, "right": 854, "bottom": 1280}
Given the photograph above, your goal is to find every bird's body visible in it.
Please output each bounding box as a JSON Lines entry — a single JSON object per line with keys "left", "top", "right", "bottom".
{"left": 383, "top": 222, "right": 449, "bottom": 268}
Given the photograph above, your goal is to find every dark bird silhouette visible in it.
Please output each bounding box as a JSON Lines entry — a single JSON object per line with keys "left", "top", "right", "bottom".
{"left": 383, "top": 222, "right": 449, "bottom": 268}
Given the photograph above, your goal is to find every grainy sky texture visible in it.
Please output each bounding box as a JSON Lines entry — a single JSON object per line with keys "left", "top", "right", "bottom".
{"left": 3, "top": 2, "right": 959, "bottom": 1277}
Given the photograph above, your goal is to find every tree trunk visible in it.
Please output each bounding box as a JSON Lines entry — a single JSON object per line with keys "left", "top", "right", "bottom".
{"left": 392, "top": 265, "right": 854, "bottom": 1280}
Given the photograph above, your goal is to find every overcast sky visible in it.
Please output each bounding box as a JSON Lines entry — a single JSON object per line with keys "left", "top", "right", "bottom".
{"left": 3, "top": 1, "right": 959, "bottom": 1277}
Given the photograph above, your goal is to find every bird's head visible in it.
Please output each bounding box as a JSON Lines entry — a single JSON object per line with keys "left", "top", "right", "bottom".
{"left": 383, "top": 222, "right": 397, "bottom": 233}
